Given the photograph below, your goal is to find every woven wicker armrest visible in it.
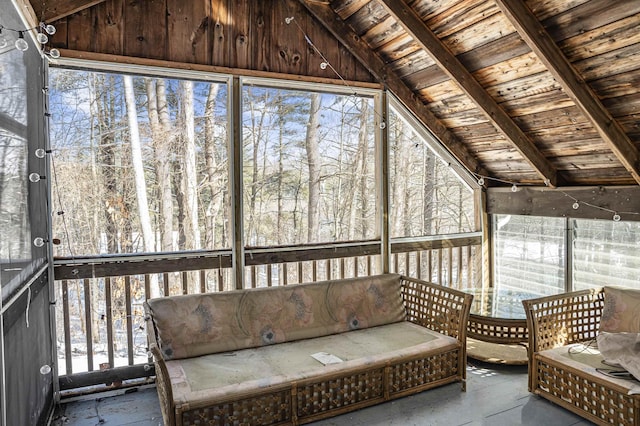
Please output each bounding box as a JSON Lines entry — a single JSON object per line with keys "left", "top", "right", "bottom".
{"left": 144, "top": 303, "right": 176, "bottom": 426}
{"left": 522, "top": 288, "right": 605, "bottom": 353}
{"left": 400, "top": 276, "right": 473, "bottom": 341}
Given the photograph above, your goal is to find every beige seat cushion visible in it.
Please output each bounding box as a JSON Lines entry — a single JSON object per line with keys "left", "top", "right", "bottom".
{"left": 165, "top": 321, "right": 458, "bottom": 407}
{"left": 147, "top": 274, "right": 406, "bottom": 360}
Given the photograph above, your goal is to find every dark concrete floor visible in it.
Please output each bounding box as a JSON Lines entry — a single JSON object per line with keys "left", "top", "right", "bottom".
{"left": 51, "top": 361, "right": 593, "bottom": 426}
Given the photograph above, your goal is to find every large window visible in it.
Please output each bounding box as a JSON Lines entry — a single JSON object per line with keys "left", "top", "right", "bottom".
{"left": 0, "top": 24, "right": 48, "bottom": 301}
{"left": 493, "top": 215, "right": 566, "bottom": 309}
{"left": 493, "top": 215, "right": 640, "bottom": 303}
{"left": 242, "top": 84, "right": 376, "bottom": 246}
{"left": 49, "top": 69, "right": 230, "bottom": 256}
{"left": 573, "top": 219, "right": 640, "bottom": 290}
{"left": 388, "top": 104, "right": 474, "bottom": 238}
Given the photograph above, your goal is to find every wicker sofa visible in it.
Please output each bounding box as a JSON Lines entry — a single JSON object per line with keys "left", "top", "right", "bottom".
{"left": 523, "top": 287, "right": 640, "bottom": 426}
{"left": 144, "top": 273, "right": 472, "bottom": 426}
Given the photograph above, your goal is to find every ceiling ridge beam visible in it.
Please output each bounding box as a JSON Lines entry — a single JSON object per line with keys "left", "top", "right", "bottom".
{"left": 378, "top": 0, "right": 558, "bottom": 188}
{"left": 32, "top": 0, "right": 107, "bottom": 23}
{"left": 298, "top": 0, "right": 485, "bottom": 177}
{"left": 494, "top": 0, "right": 640, "bottom": 186}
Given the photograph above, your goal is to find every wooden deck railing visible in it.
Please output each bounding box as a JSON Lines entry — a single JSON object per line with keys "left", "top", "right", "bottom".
{"left": 53, "top": 234, "right": 482, "bottom": 393}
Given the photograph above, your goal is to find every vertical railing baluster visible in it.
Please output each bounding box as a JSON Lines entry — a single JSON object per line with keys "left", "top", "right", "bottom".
{"left": 437, "top": 249, "right": 443, "bottom": 285}
{"left": 367, "top": 255, "right": 372, "bottom": 276}
{"left": 83, "top": 278, "right": 93, "bottom": 371}
{"left": 404, "top": 252, "right": 410, "bottom": 276}
{"left": 251, "top": 265, "right": 257, "bottom": 288}
{"left": 125, "top": 276, "right": 134, "bottom": 365}
{"left": 267, "top": 264, "right": 273, "bottom": 287}
{"left": 312, "top": 261, "right": 317, "bottom": 282}
{"left": 427, "top": 250, "right": 432, "bottom": 282}
{"left": 62, "top": 280, "right": 72, "bottom": 375}
{"left": 144, "top": 274, "right": 152, "bottom": 364}
{"left": 105, "top": 277, "right": 114, "bottom": 369}
{"left": 182, "top": 271, "right": 188, "bottom": 295}
{"left": 282, "top": 264, "right": 288, "bottom": 286}
{"left": 163, "top": 272, "right": 169, "bottom": 296}
{"left": 340, "top": 258, "right": 345, "bottom": 279}
{"left": 298, "top": 262, "right": 303, "bottom": 284}
{"left": 217, "top": 261, "right": 224, "bottom": 292}
{"left": 455, "top": 247, "right": 462, "bottom": 289}
{"left": 447, "top": 247, "right": 453, "bottom": 288}
{"left": 200, "top": 270, "right": 206, "bottom": 293}
{"left": 327, "top": 259, "right": 332, "bottom": 280}
{"left": 354, "top": 257, "right": 359, "bottom": 277}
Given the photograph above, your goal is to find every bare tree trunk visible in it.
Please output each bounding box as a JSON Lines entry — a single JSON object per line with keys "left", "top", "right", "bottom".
{"left": 423, "top": 148, "right": 436, "bottom": 235}
{"left": 124, "top": 76, "right": 154, "bottom": 253}
{"left": 391, "top": 121, "right": 404, "bottom": 237}
{"left": 277, "top": 110, "right": 284, "bottom": 244}
{"left": 204, "top": 84, "right": 223, "bottom": 249}
{"left": 306, "top": 93, "right": 322, "bottom": 243}
{"left": 357, "top": 100, "right": 369, "bottom": 238}
{"left": 180, "top": 80, "right": 200, "bottom": 251}
{"left": 246, "top": 89, "right": 267, "bottom": 244}
{"left": 146, "top": 78, "right": 174, "bottom": 253}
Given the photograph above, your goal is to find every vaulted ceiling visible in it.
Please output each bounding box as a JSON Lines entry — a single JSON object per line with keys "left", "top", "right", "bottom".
{"left": 21, "top": 0, "right": 640, "bottom": 188}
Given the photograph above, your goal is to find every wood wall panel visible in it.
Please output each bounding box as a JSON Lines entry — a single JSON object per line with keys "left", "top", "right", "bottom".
{"left": 166, "top": 0, "right": 210, "bottom": 64}
{"left": 93, "top": 0, "right": 123, "bottom": 55}
{"left": 123, "top": 0, "right": 167, "bottom": 60}
{"left": 231, "top": 0, "right": 252, "bottom": 70}
{"left": 51, "top": 0, "right": 374, "bottom": 83}
{"left": 65, "top": 8, "right": 93, "bottom": 51}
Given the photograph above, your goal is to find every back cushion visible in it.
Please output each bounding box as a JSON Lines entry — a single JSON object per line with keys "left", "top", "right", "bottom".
{"left": 600, "top": 286, "right": 640, "bottom": 333}
{"left": 147, "top": 274, "right": 406, "bottom": 360}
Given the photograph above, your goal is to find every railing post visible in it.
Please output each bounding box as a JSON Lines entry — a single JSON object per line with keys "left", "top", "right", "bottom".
{"left": 231, "top": 76, "right": 245, "bottom": 289}
{"left": 378, "top": 90, "right": 390, "bottom": 274}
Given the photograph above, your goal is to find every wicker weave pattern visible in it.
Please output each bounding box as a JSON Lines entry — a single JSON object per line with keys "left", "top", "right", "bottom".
{"left": 389, "top": 351, "right": 458, "bottom": 394}
{"left": 535, "top": 357, "right": 638, "bottom": 426}
{"left": 401, "top": 277, "right": 472, "bottom": 340}
{"left": 523, "top": 288, "right": 604, "bottom": 353}
{"left": 181, "top": 391, "right": 291, "bottom": 426}
{"left": 296, "top": 369, "right": 385, "bottom": 417}
{"left": 467, "top": 315, "right": 527, "bottom": 344}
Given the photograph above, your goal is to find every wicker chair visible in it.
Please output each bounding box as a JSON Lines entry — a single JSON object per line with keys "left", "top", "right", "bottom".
{"left": 523, "top": 288, "right": 640, "bottom": 426}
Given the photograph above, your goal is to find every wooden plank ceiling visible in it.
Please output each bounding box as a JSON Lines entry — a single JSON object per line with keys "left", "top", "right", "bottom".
{"left": 33, "top": 0, "right": 640, "bottom": 187}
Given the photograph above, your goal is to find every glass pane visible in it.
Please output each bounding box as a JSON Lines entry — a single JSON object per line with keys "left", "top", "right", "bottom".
{"left": 49, "top": 69, "right": 230, "bottom": 255}
{"left": 0, "top": 17, "right": 47, "bottom": 300}
{"left": 493, "top": 215, "right": 565, "bottom": 317}
{"left": 388, "top": 105, "right": 474, "bottom": 237}
{"left": 573, "top": 219, "right": 640, "bottom": 290}
{"left": 242, "top": 86, "right": 375, "bottom": 246}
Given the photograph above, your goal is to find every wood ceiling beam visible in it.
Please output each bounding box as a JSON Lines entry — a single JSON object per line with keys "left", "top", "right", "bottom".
{"left": 378, "top": 0, "right": 558, "bottom": 188}
{"left": 298, "top": 0, "right": 485, "bottom": 178}
{"left": 31, "top": 0, "right": 107, "bottom": 23}
{"left": 494, "top": 0, "right": 640, "bottom": 186}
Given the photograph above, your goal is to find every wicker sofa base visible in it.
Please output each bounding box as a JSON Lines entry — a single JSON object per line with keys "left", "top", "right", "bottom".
{"left": 173, "top": 348, "right": 461, "bottom": 426}
{"left": 532, "top": 353, "right": 640, "bottom": 426}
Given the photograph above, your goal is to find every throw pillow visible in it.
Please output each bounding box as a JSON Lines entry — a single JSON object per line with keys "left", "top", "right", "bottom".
{"left": 600, "top": 286, "right": 640, "bottom": 333}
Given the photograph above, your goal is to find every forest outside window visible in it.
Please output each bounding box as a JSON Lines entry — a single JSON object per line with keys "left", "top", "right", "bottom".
{"left": 49, "top": 69, "right": 231, "bottom": 256}
{"left": 50, "top": 65, "right": 479, "bottom": 262}
{"left": 388, "top": 104, "right": 475, "bottom": 239}
{"left": 242, "top": 83, "right": 376, "bottom": 247}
